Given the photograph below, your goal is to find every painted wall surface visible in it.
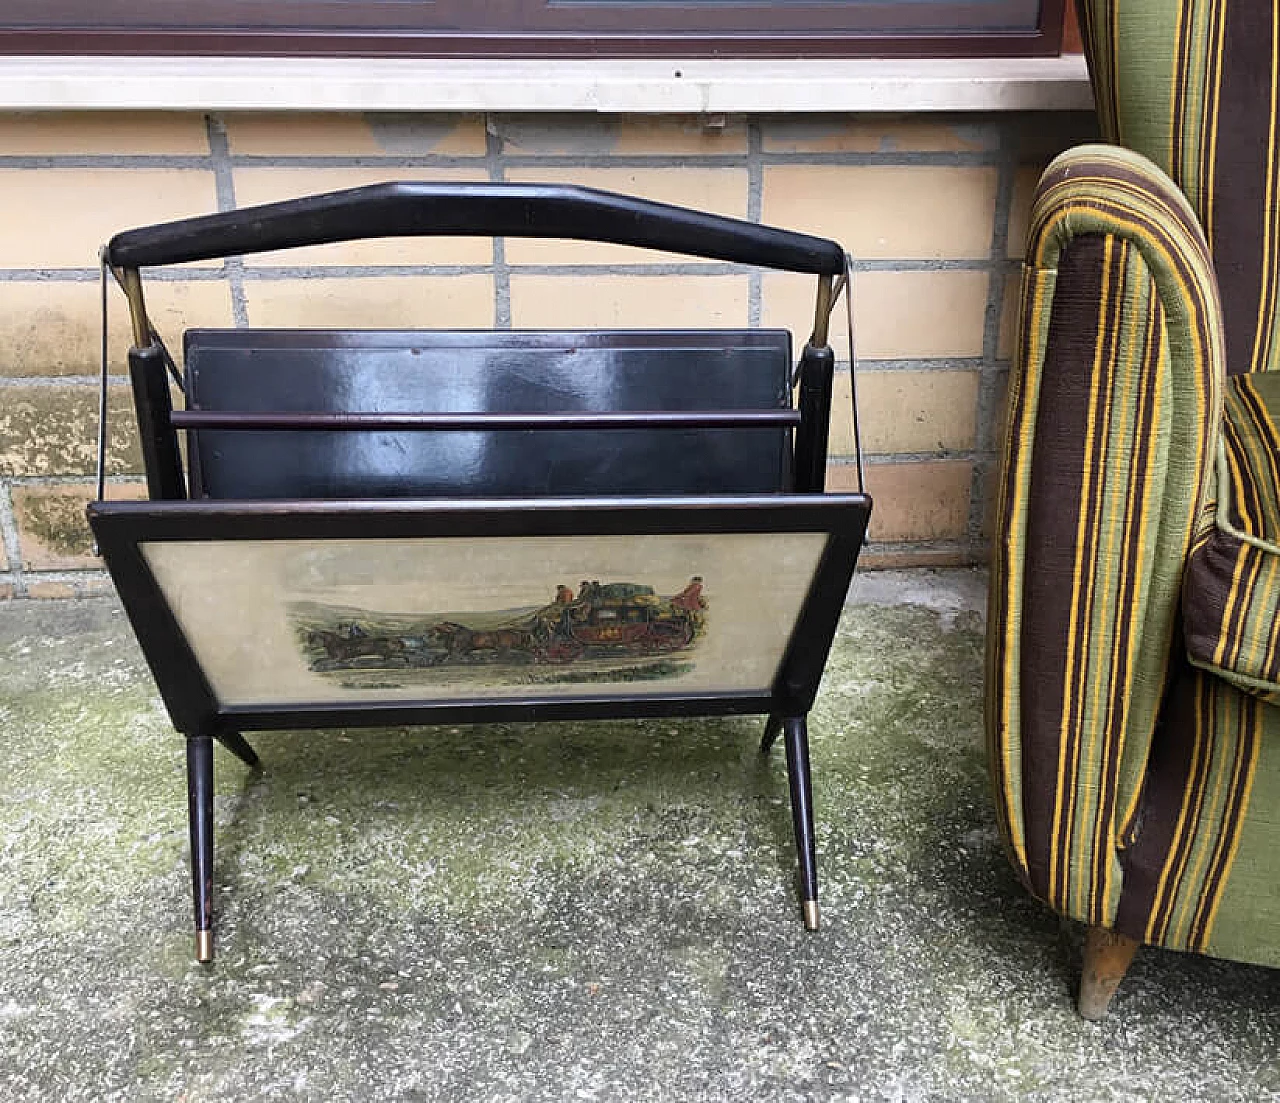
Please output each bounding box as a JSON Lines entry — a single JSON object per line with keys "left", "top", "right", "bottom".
{"left": 0, "top": 109, "right": 1096, "bottom": 598}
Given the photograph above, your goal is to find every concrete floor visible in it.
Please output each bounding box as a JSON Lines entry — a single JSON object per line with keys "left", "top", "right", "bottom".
{"left": 0, "top": 570, "right": 1275, "bottom": 1101}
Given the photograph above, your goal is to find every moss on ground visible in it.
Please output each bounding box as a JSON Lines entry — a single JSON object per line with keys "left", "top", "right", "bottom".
{"left": 0, "top": 589, "right": 1275, "bottom": 1101}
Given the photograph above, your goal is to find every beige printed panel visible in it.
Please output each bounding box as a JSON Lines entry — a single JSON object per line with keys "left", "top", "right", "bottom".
{"left": 493, "top": 114, "right": 749, "bottom": 157}
{"left": 13, "top": 481, "right": 147, "bottom": 571}
{"left": 504, "top": 166, "right": 750, "bottom": 266}
{"left": 510, "top": 274, "right": 748, "bottom": 329}
{"left": 0, "top": 280, "right": 234, "bottom": 377}
{"left": 232, "top": 167, "right": 492, "bottom": 267}
{"left": 0, "top": 168, "right": 220, "bottom": 269}
{"left": 830, "top": 459, "right": 973, "bottom": 542}
{"left": 762, "top": 165, "right": 998, "bottom": 260}
{"left": 762, "top": 269, "right": 989, "bottom": 360}
{"left": 0, "top": 112, "right": 211, "bottom": 156}
{"left": 0, "top": 385, "right": 142, "bottom": 477}
{"left": 144, "top": 531, "right": 824, "bottom": 706}
{"left": 829, "top": 369, "right": 981, "bottom": 457}
{"left": 223, "top": 112, "right": 487, "bottom": 157}
{"left": 761, "top": 114, "right": 997, "bottom": 154}
{"left": 243, "top": 275, "right": 495, "bottom": 329}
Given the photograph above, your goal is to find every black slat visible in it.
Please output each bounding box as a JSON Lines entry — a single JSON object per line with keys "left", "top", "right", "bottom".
{"left": 185, "top": 328, "right": 796, "bottom": 499}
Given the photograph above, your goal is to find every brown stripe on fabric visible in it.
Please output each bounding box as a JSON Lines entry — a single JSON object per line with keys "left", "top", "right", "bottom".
{"left": 987, "top": 268, "right": 1047, "bottom": 873}
{"left": 1027, "top": 193, "right": 1216, "bottom": 400}
{"left": 1114, "top": 663, "right": 1201, "bottom": 940}
{"left": 1244, "top": 378, "right": 1280, "bottom": 531}
{"left": 1218, "top": 524, "right": 1264, "bottom": 675}
{"left": 1171, "top": 0, "right": 1196, "bottom": 199}
{"left": 1089, "top": 279, "right": 1165, "bottom": 923}
{"left": 1259, "top": 558, "right": 1280, "bottom": 684}
{"left": 1148, "top": 663, "right": 1218, "bottom": 943}
{"left": 1215, "top": 396, "right": 1268, "bottom": 671}
{"left": 1190, "top": 694, "right": 1260, "bottom": 949}
{"left": 1018, "top": 234, "right": 1112, "bottom": 904}
{"left": 1077, "top": 0, "right": 1118, "bottom": 141}
{"left": 1060, "top": 236, "right": 1129, "bottom": 914}
{"left": 1209, "top": 1, "right": 1278, "bottom": 377}
{"left": 1198, "top": 0, "right": 1228, "bottom": 242}
{"left": 1032, "top": 158, "right": 1210, "bottom": 270}
{"left": 1231, "top": 377, "right": 1280, "bottom": 534}
{"left": 1052, "top": 236, "right": 1126, "bottom": 911}
{"left": 1183, "top": 530, "right": 1240, "bottom": 669}
{"left": 1036, "top": 184, "right": 1218, "bottom": 459}
{"left": 1222, "top": 393, "right": 1263, "bottom": 534}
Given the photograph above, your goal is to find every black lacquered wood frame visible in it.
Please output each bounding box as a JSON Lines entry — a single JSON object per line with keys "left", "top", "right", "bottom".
{"left": 88, "top": 493, "right": 870, "bottom": 738}
{"left": 95, "top": 177, "right": 868, "bottom": 957}
{"left": 107, "top": 181, "right": 847, "bottom": 276}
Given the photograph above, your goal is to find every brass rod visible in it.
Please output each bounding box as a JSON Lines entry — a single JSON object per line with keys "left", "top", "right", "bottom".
{"left": 811, "top": 274, "right": 834, "bottom": 348}
{"left": 118, "top": 268, "right": 152, "bottom": 349}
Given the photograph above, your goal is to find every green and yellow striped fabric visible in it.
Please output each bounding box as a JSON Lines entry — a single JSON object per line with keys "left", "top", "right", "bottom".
{"left": 989, "top": 0, "right": 1280, "bottom": 965}
{"left": 1184, "top": 371, "right": 1280, "bottom": 704}
{"left": 987, "top": 143, "right": 1224, "bottom": 929}
{"left": 1115, "top": 663, "right": 1276, "bottom": 964}
{"left": 1078, "top": 0, "right": 1280, "bottom": 378}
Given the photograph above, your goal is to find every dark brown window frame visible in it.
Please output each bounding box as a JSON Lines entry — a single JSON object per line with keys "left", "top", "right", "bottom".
{"left": 1, "top": 1, "right": 1066, "bottom": 59}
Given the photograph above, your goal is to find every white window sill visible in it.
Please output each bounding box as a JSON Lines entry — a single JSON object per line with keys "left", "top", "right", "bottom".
{"left": 0, "top": 55, "right": 1092, "bottom": 114}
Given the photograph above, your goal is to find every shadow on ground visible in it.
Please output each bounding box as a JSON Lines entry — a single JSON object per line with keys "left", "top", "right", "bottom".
{"left": 0, "top": 571, "right": 1275, "bottom": 1101}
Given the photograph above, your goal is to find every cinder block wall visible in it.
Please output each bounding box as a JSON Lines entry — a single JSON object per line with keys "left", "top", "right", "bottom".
{"left": 0, "top": 109, "right": 1095, "bottom": 598}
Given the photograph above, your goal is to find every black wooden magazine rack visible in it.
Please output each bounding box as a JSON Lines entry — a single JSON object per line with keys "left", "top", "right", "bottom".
{"left": 89, "top": 183, "right": 872, "bottom": 961}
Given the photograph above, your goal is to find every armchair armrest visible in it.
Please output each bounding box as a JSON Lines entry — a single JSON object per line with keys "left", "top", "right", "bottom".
{"left": 987, "top": 144, "right": 1226, "bottom": 928}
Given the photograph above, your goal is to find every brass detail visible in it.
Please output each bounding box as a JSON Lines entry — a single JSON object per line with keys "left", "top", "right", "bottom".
{"left": 811, "top": 275, "right": 834, "bottom": 348}
{"left": 802, "top": 899, "right": 820, "bottom": 931}
{"left": 195, "top": 929, "right": 214, "bottom": 963}
{"left": 118, "top": 268, "right": 152, "bottom": 349}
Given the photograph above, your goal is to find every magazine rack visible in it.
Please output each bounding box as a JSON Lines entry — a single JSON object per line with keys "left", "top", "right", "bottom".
{"left": 89, "top": 183, "right": 872, "bottom": 961}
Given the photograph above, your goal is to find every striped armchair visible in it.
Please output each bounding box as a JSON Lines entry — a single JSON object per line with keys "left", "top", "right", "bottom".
{"left": 988, "top": 0, "right": 1280, "bottom": 1018}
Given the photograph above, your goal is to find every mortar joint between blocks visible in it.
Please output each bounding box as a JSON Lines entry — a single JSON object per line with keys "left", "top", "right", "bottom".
{"left": 205, "top": 114, "right": 250, "bottom": 327}
{"left": 0, "top": 480, "right": 28, "bottom": 598}
{"left": 967, "top": 123, "right": 1021, "bottom": 551}
{"left": 486, "top": 113, "right": 513, "bottom": 330}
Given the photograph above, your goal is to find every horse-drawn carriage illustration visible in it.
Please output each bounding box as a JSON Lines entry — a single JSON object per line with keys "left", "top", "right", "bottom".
{"left": 291, "top": 575, "right": 708, "bottom": 675}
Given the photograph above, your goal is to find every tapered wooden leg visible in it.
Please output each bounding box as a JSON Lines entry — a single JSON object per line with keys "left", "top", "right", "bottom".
{"left": 215, "top": 730, "right": 261, "bottom": 770}
{"left": 186, "top": 734, "right": 215, "bottom": 963}
{"left": 1078, "top": 926, "right": 1140, "bottom": 1020}
{"left": 782, "top": 715, "right": 819, "bottom": 930}
{"left": 760, "top": 714, "right": 783, "bottom": 754}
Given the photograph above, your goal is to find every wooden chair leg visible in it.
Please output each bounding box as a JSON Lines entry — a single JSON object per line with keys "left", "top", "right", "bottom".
{"left": 1078, "top": 926, "right": 1140, "bottom": 1020}
{"left": 782, "top": 715, "right": 820, "bottom": 930}
{"left": 186, "top": 734, "right": 215, "bottom": 963}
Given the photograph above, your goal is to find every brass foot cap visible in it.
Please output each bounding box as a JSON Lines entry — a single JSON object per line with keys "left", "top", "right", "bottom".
{"left": 195, "top": 929, "right": 214, "bottom": 963}
{"left": 802, "top": 900, "right": 820, "bottom": 931}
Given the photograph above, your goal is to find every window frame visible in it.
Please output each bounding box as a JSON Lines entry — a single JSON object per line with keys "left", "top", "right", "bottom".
{"left": 1, "top": 1, "right": 1067, "bottom": 59}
